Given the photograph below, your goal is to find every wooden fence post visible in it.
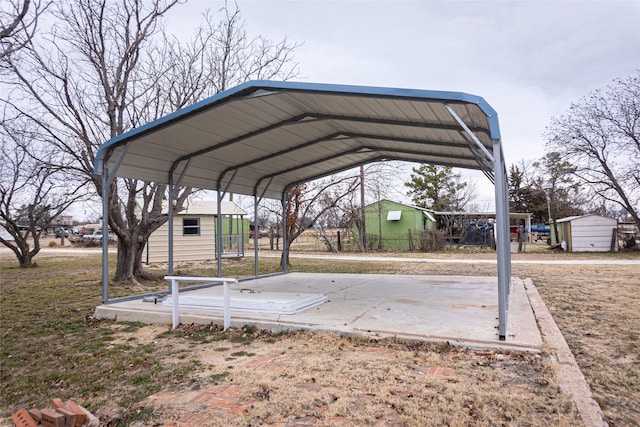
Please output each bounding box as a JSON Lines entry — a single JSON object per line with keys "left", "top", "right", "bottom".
{"left": 408, "top": 229, "right": 414, "bottom": 252}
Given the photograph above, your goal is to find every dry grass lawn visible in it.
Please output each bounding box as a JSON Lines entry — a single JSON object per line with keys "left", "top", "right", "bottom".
{"left": 1, "top": 246, "right": 638, "bottom": 426}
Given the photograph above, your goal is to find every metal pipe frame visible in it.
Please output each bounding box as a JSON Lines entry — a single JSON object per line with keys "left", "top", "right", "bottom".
{"left": 281, "top": 185, "right": 291, "bottom": 274}
{"left": 168, "top": 175, "right": 174, "bottom": 279}
{"left": 101, "top": 145, "right": 129, "bottom": 303}
{"left": 493, "top": 138, "right": 511, "bottom": 340}
{"left": 252, "top": 178, "right": 274, "bottom": 278}
{"left": 444, "top": 104, "right": 495, "bottom": 165}
{"left": 445, "top": 103, "right": 510, "bottom": 340}
{"left": 216, "top": 192, "right": 224, "bottom": 277}
{"left": 215, "top": 167, "right": 241, "bottom": 277}
{"left": 217, "top": 131, "right": 484, "bottom": 181}
{"left": 254, "top": 195, "right": 259, "bottom": 277}
{"left": 167, "top": 158, "right": 193, "bottom": 279}
{"left": 101, "top": 156, "right": 110, "bottom": 303}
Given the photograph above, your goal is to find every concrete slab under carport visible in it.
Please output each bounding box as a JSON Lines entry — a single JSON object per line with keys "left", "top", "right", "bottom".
{"left": 94, "top": 273, "right": 542, "bottom": 352}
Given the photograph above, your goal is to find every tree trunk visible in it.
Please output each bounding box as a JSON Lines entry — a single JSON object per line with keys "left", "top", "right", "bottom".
{"left": 11, "top": 233, "right": 39, "bottom": 268}
{"left": 280, "top": 243, "right": 291, "bottom": 269}
{"left": 115, "top": 237, "right": 133, "bottom": 282}
{"left": 114, "top": 236, "right": 153, "bottom": 283}
{"left": 103, "top": 179, "right": 183, "bottom": 284}
{"left": 18, "top": 251, "right": 34, "bottom": 268}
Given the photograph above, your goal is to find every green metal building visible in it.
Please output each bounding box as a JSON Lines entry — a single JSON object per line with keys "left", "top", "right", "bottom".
{"left": 358, "top": 200, "right": 436, "bottom": 250}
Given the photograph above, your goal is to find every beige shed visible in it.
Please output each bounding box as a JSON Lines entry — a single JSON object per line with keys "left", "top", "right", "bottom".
{"left": 146, "top": 200, "right": 247, "bottom": 263}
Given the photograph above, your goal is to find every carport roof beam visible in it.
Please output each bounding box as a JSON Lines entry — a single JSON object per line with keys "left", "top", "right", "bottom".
{"left": 444, "top": 103, "right": 495, "bottom": 170}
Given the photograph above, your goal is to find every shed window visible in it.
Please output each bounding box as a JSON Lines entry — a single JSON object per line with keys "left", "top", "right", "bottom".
{"left": 387, "top": 210, "right": 402, "bottom": 221}
{"left": 183, "top": 218, "right": 200, "bottom": 236}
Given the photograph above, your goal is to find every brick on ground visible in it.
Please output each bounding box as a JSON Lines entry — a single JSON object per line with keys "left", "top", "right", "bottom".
{"left": 11, "top": 408, "right": 37, "bottom": 427}
{"left": 27, "top": 408, "right": 41, "bottom": 424}
{"left": 64, "top": 401, "right": 86, "bottom": 427}
{"left": 55, "top": 407, "right": 76, "bottom": 427}
{"left": 40, "top": 408, "right": 66, "bottom": 427}
{"left": 49, "top": 398, "right": 65, "bottom": 409}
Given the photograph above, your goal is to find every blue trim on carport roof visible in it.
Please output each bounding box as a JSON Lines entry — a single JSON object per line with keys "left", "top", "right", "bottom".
{"left": 247, "top": 80, "right": 500, "bottom": 139}
{"left": 93, "top": 80, "right": 501, "bottom": 175}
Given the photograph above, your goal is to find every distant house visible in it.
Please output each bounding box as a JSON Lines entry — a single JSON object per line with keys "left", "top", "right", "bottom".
{"left": 52, "top": 214, "right": 74, "bottom": 227}
{"left": 145, "top": 200, "right": 248, "bottom": 263}
{"left": 555, "top": 215, "right": 618, "bottom": 252}
{"left": 358, "top": 200, "right": 436, "bottom": 250}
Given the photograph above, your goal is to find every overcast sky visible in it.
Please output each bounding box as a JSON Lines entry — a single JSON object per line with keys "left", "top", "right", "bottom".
{"left": 169, "top": 0, "right": 639, "bottom": 208}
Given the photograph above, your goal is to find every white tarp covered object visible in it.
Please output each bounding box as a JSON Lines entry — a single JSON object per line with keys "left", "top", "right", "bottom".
{"left": 163, "top": 289, "right": 328, "bottom": 315}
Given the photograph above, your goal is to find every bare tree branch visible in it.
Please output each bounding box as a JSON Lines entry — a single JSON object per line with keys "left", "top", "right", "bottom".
{"left": 3, "top": 0, "right": 300, "bottom": 280}
{"left": 546, "top": 71, "right": 640, "bottom": 229}
{"left": 1, "top": 0, "right": 51, "bottom": 60}
{"left": 0, "top": 117, "right": 89, "bottom": 266}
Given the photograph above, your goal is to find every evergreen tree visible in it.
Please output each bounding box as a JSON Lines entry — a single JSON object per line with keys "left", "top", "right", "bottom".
{"left": 405, "top": 165, "right": 474, "bottom": 211}
{"left": 508, "top": 164, "right": 548, "bottom": 223}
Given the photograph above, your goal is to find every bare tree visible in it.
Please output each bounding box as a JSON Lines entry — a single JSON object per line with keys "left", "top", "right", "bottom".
{"left": 135, "top": 5, "right": 299, "bottom": 121}
{"left": 546, "top": 71, "right": 640, "bottom": 230}
{"left": 0, "top": 0, "right": 49, "bottom": 61}
{"left": 3, "top": 0, "right": 299, "bottom": 282}
{"left": 262, "top": 173, "right": 360, "bottom": 267}
{"left": 0, "top": 119, "right": 87, "bottom": 267}
{"left": 358, "top": 161, "right": 399, "bottom": 249}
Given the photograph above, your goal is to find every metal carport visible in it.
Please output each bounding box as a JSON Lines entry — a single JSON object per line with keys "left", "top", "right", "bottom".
{"left": 94, "top": 80, "right": 512, "bottom": 340}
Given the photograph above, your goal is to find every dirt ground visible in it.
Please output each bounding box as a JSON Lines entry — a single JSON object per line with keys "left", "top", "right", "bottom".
{"left": 114, "top": 249, "right": 639, "bottom": 426}
{"left": 1, "top": 245, "right": 638, "bottom": 426}
{"left": 106, "top": 323, "right": 579, "bottom": 427}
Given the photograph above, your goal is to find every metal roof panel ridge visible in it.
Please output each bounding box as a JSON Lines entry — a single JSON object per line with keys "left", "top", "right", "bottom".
{"left": 242, "top": 81, "right": 500, "bottom": 139}
{"left": 94, "top": 80, "right": 501, "bottom": 175}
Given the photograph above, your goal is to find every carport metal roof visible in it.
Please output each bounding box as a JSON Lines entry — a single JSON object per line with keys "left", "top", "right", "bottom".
{"left": 95, "top": 81, "right": 500, "bottom": 200}
{"left": 94, "top": 80, "right": 512, "bottom": 341}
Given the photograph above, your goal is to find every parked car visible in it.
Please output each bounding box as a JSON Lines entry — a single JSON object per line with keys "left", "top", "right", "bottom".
{"left": 249, "top": 227, "right": 267, "bottom": 239}
{"left": 83, "top": 230, "right": 108, "bottom": 240}
{"left": 81, "top": 230, "right": 116, "bottom": 244}
{"left": 77, "top": 228, "right": 94, "bottom": 237}
{"left": 55, "top": 227, "right": 70, "bottom": 238}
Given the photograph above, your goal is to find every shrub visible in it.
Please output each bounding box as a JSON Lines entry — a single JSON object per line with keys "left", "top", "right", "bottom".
{"left": 418, "top": 229, "right": 445, "bottom": 252}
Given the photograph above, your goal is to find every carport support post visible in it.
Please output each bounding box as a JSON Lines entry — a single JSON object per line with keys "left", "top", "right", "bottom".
{"left": 100, "top": 145, "right": 127, "bottom": 303}
{"left": 168, "top": 158, "right": 193, "bottom": 280}
{"left": 101, "top": 162, "right": 109, "bottom": 303}
{"left": 254, "top": 195, "right": 259, "bottom": 277}
{"left": 217, "top": 193, "right": 224, "bottom": 277}
{"left": 493, "top": 138, "right": 511, "bottom": 341}
{"left": 281, "top": 187, "right": 288, "bottom": 273}
{"left": 168, "top": 176, "right": 174, "bottom": 278}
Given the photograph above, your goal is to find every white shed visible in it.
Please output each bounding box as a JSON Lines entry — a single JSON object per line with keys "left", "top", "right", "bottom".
{"left": 556, "top": 215, "right": 618, "bottom": 252}
{"left": 145, "top": 200, "right": 248, "bottom": 263}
